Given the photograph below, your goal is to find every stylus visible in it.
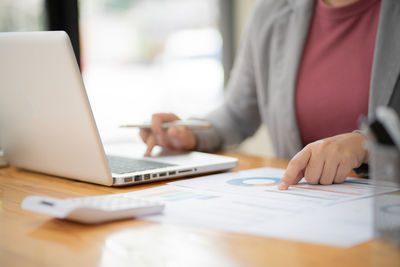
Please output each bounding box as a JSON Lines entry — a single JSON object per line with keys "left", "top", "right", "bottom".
{"left": 120, "top": 119, "right": 212, "bottom": 130}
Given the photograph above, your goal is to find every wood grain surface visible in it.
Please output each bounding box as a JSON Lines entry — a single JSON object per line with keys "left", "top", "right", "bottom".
{"left": 0, "top": 151, "right": 399, "bottom": 267}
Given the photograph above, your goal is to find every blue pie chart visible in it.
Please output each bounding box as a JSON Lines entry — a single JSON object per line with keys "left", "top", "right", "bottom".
{"left": 227, "top": 177, "right": 281, "bottom": 187}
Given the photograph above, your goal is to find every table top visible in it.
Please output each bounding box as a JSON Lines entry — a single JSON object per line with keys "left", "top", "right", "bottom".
{"left": 0, "top": 151, "right": 399, "bottom": 267}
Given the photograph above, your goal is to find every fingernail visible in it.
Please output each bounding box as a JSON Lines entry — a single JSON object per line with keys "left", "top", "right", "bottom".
{"left": 278, "top": 182, "right": 288, "bottom": 190}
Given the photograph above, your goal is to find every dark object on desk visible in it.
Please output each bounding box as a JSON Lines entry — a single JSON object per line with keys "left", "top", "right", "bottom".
{"left": 354, "top": 115, "right": 396, "bottom": 177}
{"left": 353, "top": 163, "right": 369, "bottom": 177}
{"left": 369, "top": 120, "right": 395, "bottom": 145}
{"left": 376, "top": 106, "right": 400, "bottom": 150}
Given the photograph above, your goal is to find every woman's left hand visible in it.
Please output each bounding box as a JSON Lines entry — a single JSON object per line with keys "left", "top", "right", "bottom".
{"left": 278, "top": 133, "right": 368, "bottom": 190}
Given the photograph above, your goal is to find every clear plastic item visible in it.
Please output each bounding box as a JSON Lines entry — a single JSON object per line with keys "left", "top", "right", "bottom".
{"left": 0, "top": 149, "right": 8, "bottom": 168}
{"left": 368, "top": 142, "right": 400, "bottom": 247}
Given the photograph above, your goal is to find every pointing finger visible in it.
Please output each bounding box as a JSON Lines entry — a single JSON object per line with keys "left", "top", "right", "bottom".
{"left": 278, "top": 148, "right": 311, "bottom": 190}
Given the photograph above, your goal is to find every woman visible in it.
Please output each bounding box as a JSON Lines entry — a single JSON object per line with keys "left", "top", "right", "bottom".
{"left": 140, "top": 0, "right": 400, "bottom": 189}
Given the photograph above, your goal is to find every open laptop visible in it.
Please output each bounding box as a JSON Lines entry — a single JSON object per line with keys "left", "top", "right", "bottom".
{"left": 0, "top": 31, "right": 237, "bottom": 186}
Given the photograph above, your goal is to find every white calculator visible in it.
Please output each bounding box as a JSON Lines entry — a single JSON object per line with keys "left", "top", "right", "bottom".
{"left": 22, "top": 194, "right": 165, "bottom": 224}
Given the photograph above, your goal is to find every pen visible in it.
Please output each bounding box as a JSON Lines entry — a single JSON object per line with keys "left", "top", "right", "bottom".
{"left": 120, "top": 120, "right": 212, "bottom": 130}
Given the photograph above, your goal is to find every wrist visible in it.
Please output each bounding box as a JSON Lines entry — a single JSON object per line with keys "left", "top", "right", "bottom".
{"left": 352, "top": 132, "right": 369, "bottom": 164}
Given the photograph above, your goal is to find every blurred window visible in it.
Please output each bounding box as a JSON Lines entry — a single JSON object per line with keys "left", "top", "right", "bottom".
{"left": 80, "top": 0, "right": 224, "bottom": 142}
{"left": 0, "top": 0, "right": 45, "bottom": 31}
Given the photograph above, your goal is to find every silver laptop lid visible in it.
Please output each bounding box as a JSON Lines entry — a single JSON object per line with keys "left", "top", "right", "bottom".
{"left": 0, "top": 31, "right": 114, "bottom": 186}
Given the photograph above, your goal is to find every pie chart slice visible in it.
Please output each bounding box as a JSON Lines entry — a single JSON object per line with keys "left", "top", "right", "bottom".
{"left": 227, "top": 177, "right": 281, "bottom": 187}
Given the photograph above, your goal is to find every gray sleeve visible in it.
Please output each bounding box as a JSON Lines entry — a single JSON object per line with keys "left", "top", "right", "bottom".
{"left": 194, "top": 11, "right": 262, "bottom": 152}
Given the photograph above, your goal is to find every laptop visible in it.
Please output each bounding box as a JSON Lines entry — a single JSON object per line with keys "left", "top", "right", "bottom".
{"left": 0, "top": 31, "right": 237, "bottom": 186}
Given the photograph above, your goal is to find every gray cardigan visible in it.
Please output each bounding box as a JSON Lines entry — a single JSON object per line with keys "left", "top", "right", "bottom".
{"left": 194, "top": 0, "right": 400, "bottom": 159}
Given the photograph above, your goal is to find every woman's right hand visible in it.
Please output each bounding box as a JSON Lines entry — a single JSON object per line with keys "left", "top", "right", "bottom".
{"left": 139, "top": 113, "right": 197, "bottom": 156}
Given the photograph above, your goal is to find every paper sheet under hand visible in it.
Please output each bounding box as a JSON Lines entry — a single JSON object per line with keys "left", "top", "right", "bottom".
{"left": 122, "top": 167, "right": 399, "bottom": 247}
{"left": 171, "top": 167, "right": 392, "bottom": 206}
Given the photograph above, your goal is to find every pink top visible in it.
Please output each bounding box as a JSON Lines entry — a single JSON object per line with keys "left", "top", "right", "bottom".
{"left": 295, "top": 0, "right": 381, "bottom": 146}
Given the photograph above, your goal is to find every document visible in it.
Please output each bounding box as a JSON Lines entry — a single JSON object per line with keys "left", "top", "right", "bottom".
{"left": 123, "top": 167, "right": 399, "bottom": 247}
{"left": 171, "top": 167, "right": 390, "bottom": 207}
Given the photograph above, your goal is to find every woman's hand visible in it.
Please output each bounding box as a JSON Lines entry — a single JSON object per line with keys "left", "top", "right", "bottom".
{"left": 278, "top": 133, "right": 368, "bottom": 190}
{"left": 139, "top": 113, "right": 197, "bottom": 156}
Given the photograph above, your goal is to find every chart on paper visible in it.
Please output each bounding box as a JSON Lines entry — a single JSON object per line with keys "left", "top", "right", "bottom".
{"left": 226, "top": 176, "right": 374, "bottom": 202}
{"left": 123, "top": 168, "right": 399, "bottom": 247}
{"left": 171, "top": 167, "right": 390, "bottom": 206}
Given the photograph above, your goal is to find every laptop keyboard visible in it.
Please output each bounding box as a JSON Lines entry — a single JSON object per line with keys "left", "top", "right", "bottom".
{"left": 106, "top": 155, "right": 175, "bottom": 174}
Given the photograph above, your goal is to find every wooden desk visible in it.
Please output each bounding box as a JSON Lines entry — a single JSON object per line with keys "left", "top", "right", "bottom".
{"left": 0, "top": 152, "right": 399, "bottom": 267}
